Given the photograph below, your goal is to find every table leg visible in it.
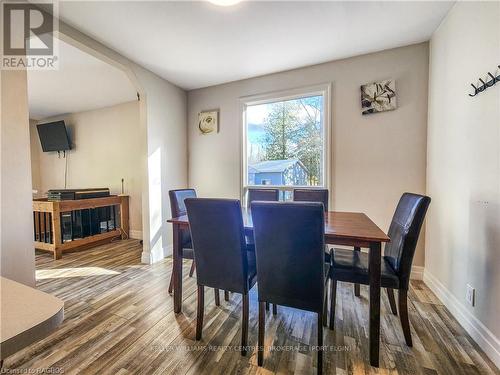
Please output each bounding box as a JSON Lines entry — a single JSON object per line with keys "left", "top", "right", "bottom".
{"left": 354, "top": 246, "right": 361, "bottom": 296}
{"left": 368, "top": 241, "right": 381, "bottom": 367}
{"left": 173, "top": 223, "right": 183, "bottom": 313}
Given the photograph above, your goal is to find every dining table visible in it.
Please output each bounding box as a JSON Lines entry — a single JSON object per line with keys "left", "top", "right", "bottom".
{"left": 167, "top": 208, "right": 390, "bottom": 367}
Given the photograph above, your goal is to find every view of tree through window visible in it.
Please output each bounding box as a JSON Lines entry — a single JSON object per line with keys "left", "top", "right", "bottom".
{"left": 246, "top": 95, "right": 324, "bottom": 187}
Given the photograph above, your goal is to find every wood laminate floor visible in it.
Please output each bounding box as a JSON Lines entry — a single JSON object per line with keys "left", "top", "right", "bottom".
{"left": 4, "top": 240, "right": 498, "bottom": 374}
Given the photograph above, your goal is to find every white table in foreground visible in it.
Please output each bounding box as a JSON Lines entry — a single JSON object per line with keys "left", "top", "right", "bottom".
{"left": 0, "top": 276, "right": 64, "bottom": 362}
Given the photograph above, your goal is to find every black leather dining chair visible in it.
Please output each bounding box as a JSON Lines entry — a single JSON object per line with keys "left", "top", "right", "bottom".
{"left": 168, "top": 189, "right": 197, "bottom": 294}
{"left": 247, "top": 188, "right": 280, "bottom": 313}
{"left": 293, "top": 188, "right": 362, "bottom": 296}
{"left": 251, "top": 201, "right": 328, "bottom": 374}
{"left": 328, "top": 193, "right": 431, "bottom": 348}
{"left": 185, "top": 198, "right": 257, "bottom": 355}
{"left": 247, "top": 188, "right": 279, "bottom": 205}
{"left": 293, "top": 188, "right": 331, "bottom": 265}
{"left": 293, "top": 188, "right": 329, "bottom": 211}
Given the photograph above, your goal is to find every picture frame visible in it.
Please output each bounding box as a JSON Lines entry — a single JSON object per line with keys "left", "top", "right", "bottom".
{"left": 361, "top": 79, "right": 397, "bottom": 115}
{"left": 198, "top": 110, "right": 219, "bottom": 134}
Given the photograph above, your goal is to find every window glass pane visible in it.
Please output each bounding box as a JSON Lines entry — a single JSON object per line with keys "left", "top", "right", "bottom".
{"left": 246, "top": 95, "right": 324, "bottom": 187}
{"left": 280, "top": 190, "right": 293, "bottom": 201}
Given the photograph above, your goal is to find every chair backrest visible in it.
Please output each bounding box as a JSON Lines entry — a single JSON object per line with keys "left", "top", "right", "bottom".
{"left": 251, "top": 202, "right": 325, "bottom": 313}
{"left": 384, "top": 193, "right": 431, "bottom": 289}
{"left": 185, "top": 198, "right": 250, "bottom": 293}
{"left": 247, "top": 188, "right": 279, "bottom": 205}
{"left": 169, "top": 189, "right": 197, "bottom": 217}
{"left": 293, "top": 188, "right": 329, "bottom": 211}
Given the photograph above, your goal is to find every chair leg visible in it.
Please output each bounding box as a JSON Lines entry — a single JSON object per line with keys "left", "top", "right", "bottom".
{"left": 398, "top": 289, "right": 412, "bottom": 347}
{"left": 168, "top": 273, "right": 173, "bottom": 294}
{"left": 354, "top": 247, "right": 361, "bottom": 296}
{"left": 329, "top": 279, "right": 337, "bottom": 330}
{"left": 317, "top": 312, "right": 323, "bottom": 375}
{"left": 258, "top": 301, "right": 265, "bottom": 366}
{"left": 241, "top": 293, "right": 249, "bottom": 356}
{"left": 265, "top": 302, "right": 269, "bottom": 311}
{"left": 214, "top": 289, "right": 220, "bottom": 306}
{"left": 189, "top": 260, "right": 196, "bottom": 277}
{"left": 224, "top": 290, "right": 230, "bottom": 301}
{"left": 272, "top": 304, "right": 277, "bottom": 315}
{"left": 387, "top": 288, "right": 398, "bottom": 315}
{"left": 196, "top": 285, "right": 204, "bottom": 340}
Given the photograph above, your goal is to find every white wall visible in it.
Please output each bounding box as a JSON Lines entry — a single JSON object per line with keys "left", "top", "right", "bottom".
{"left": 29, "top": 101, "right": 143, "bottom": 237}
{"left": 0, "top": 70, "right": 36, "bottom": 286}
{"left": 57, "top": 21, "right": 188, "bottom": 263}
{"left": 134, "top": 67, "right": 188, "bottom": 262}
{"left": 0, "top": 16, "right": 188, "bottom": 282}
{"left": 188, "top": 43, "right": 429, "bottom": 266}
{"left": 30, "top": 119, "right": 42, "bottom": 193}
{"left": 425, "top": 2, "right": 500, "bottom": 367}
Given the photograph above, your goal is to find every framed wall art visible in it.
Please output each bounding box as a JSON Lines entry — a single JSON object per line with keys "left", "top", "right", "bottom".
{"left": 361, "top": 80, "right": 397, "bottom": 115}
{"left": 198, "top": 110, "right": 219, "bottom": 134}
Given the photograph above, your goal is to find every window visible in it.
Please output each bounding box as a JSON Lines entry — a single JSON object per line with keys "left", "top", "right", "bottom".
{"left": 241, "top": 85, "right": 330, "bottom": 202}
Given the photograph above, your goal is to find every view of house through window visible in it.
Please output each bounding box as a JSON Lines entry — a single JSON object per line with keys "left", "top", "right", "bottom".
{"left": 245, "top": 93, "right": 325, "bottom": 199}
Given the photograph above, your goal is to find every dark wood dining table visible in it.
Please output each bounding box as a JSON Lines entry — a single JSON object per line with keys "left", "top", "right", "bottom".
{"left": 167, "top": 209, "right": 390, "bottom": 367}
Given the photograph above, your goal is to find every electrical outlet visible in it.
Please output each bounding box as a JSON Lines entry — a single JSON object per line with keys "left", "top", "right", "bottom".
{"left": 466, "top": 284, "right": 475, "bottom": 306}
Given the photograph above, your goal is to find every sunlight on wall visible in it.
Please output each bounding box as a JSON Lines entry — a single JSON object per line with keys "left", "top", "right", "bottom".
{"left": 36, "top": 267, "right": 120, "bottom": 280}
{"left": 148, "top": 147, "right": 164, "bottom": 262}
{"left": 149, "top": 236, "right": 164, "bottom": 263}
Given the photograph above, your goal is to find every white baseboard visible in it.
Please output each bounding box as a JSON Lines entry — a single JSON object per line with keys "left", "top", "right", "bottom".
{"left": 140, "top": 251, "right": 150, "bottom": 264}
{"left": 163, "top": 244, "right": 173, "bottom": 257}
{"left": 141, "top": 243, "right": 172, "bottom": 265}
{"left": 423, "top": 270, "right": 500, "bottom": 369}
{"left": 129, "top": 230, "right": 142, "bottom": 240}
{"left": 410, "top": 266, "right": 424, "bottom": 280}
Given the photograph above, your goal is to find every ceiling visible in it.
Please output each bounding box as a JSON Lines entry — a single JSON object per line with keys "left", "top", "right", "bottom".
{"left": 28, "top": 39, "right": 137, "bottom": 119}
{"left": 58, "top": 1, "right": 454, "bottom": 90}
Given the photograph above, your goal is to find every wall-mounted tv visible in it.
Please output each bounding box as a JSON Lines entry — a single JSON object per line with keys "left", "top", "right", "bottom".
{"left": 36, "top": 121, "right": 72, "bottom": 152}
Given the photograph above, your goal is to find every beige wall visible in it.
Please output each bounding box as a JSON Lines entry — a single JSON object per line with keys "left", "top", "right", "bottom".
{"left": 29, "top": 101, "right": 143, "bottom": 236}
{"left": 188, "top": 43, "right": 429, "bottom": 267}
{"left": 0, "top": 70, "right": 36, "bottom": 286}
{"left": 426, "top": 2, "right": 500, "bottom": 366}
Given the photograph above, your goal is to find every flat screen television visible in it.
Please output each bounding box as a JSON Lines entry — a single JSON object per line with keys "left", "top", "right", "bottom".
{"left": 36, "top": 121, "right": 72, "bottom": 152}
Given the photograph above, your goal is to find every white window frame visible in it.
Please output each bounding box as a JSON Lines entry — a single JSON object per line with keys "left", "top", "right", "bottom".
{"left": 239, "top": 83, "right": 332, "bottom": 207}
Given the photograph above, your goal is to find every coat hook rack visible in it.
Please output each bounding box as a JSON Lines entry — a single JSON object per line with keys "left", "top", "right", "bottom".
{"left": 469, "top": 65, "right": 500, "bottom": 97}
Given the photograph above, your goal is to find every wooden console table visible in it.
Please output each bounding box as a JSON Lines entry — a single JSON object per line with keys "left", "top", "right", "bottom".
{"left": 33, "top": 195, "right": 129, "bottom": 259}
